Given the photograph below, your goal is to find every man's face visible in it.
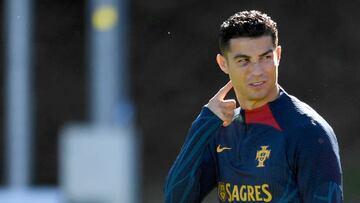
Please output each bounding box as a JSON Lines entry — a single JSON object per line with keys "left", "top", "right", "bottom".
{"left": 217, "top": 35, "right": 281, "bottom": 108}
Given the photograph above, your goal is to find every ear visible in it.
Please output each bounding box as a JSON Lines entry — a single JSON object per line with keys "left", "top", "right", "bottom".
{"left": 275, "top": 45, "right": 282, "bottom": 66}
{"left": 216, "top": 54, "right": 229, "bottom": 74}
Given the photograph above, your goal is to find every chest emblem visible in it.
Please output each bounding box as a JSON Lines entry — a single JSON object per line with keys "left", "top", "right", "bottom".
{"left": 256, "top": 146, "right": 271, "bottom": 167}
{"left": 216, "top": 145, "right": 231, "bottom": 153}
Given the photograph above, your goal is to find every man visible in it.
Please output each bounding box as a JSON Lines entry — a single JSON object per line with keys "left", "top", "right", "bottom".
{"left": 165, "top": 10, "right": 343, "bottom": 203}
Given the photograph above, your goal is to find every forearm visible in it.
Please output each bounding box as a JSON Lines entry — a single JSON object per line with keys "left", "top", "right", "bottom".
{"left": 164, "top": 107, "right": 222, "bottom": 203}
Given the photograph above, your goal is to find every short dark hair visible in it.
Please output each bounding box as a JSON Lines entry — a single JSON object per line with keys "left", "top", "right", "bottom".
{"left": 219, "top": 10, "right": 278, "bottom": 55}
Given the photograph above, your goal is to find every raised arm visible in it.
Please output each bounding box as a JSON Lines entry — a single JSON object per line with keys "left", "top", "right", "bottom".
{"left": 164, "top": 81, "right": 236, "bottom": 203}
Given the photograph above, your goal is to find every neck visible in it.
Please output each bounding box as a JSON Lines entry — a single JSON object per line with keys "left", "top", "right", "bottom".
{"left": 238, "top": 85, "right": 280, "bottom": 110}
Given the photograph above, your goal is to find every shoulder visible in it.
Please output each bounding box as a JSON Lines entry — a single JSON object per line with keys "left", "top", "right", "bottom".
{"left": 287, "top": 94, "right": 335, "bottom": 138}
{"left": 275, "top": 91, "right": 334, "bottom": 134}
{"left": 284, "top": 118, "right": 341, "bottom": 170}
{"left": 275, "top": 91, "right": 339, "bottom": 148}
{"left": 284, "top": 106, "right": 340, "bottom": 158}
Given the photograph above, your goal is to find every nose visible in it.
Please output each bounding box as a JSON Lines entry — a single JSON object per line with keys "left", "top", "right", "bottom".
{"left": 250, "top": 61, "right": 264, "bottom": 76}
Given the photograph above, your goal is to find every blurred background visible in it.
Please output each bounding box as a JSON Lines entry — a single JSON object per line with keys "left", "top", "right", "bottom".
{"left": 0, "top": 0, "right": 359, "bottom": 202}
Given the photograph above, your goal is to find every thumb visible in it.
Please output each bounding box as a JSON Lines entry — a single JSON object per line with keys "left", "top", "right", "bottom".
{"left": 222, "top": 99, "right": 237, "bottom": 109}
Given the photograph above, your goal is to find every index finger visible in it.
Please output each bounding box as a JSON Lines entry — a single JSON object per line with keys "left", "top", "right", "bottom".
{"left": 214, "top": 80, "right": 233, "bottom": 100}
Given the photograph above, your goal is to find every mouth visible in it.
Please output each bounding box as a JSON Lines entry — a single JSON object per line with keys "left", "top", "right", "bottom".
{"left": 249, "top": 81, "right": 266, "bottom": 87}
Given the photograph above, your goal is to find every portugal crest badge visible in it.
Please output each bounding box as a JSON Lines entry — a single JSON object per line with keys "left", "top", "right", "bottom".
{"left": 256, "top": 146, "right": 271, "bottom": 167}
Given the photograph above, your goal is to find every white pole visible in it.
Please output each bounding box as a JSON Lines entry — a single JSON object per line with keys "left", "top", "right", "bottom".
{"left": 89, "top": 0, "right": 132, "bottom": 125}
{"left": 2, "top": 1, "right": 62, "bottom": 202}
{"left": 59, "top": 1, "right": 138, "bottom": 202}
{"left": 4, "top": 0, "right": 33, "bottom": 188}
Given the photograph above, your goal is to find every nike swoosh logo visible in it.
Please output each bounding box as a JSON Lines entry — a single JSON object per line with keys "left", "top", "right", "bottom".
{"left": 217, "top": 145, "right": 232, "bottom": 153}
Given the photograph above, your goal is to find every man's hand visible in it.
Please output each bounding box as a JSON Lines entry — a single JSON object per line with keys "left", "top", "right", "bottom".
{"left": 207, "top": 81, "right": 236, "bottom": 127}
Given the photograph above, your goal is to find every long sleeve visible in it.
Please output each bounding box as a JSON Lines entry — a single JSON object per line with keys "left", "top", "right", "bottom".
{"left": 164, "top": 106, "right": 222, "bottom": 203}
{"left": 294, "top": 125, "right": 343, "bottom": 202}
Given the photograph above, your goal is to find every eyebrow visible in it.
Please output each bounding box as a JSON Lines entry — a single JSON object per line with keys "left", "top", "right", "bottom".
{"left": 233, "top": 49, "right": 274, "bottom": 59}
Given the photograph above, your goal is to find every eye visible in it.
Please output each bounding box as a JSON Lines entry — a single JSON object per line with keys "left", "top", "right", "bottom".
{"left": 260, "top": 55, "right": 273, "bottom": 62}
{"left": 264, "top": 55, "right": 272, "bottom": 59}
{"left": 237, "top": 58, "right": 249, "bottom": 64}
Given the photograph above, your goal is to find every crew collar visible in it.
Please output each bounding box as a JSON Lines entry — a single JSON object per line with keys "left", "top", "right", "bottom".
{"left": 236, "top": 87, "right": 286, "bottom": 131}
